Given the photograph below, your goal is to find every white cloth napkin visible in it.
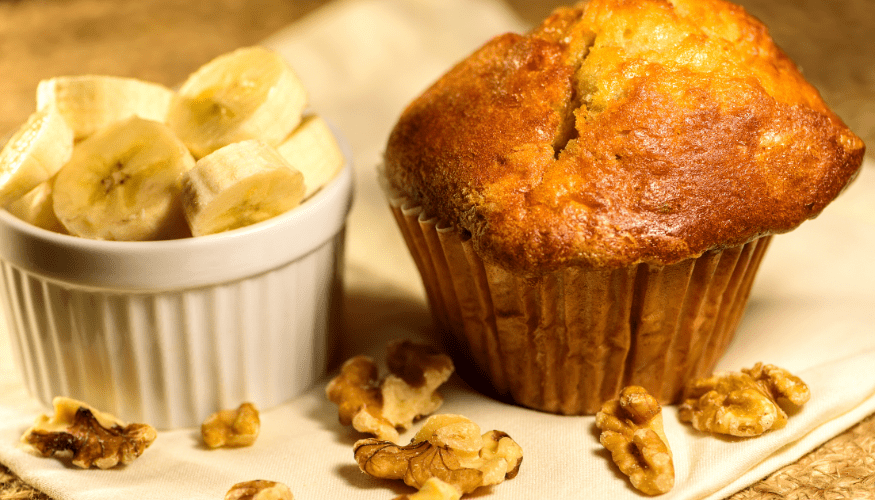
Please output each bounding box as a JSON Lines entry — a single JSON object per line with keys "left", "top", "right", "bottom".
{"left": 2, "top": 0, "right": 874, "bottom": 498}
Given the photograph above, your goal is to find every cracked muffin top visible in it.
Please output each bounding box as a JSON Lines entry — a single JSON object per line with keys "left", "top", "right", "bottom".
{"left": 383, "top": 0, "right": 865, "bottom": 274}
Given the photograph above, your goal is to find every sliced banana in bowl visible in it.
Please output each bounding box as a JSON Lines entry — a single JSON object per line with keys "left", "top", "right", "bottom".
{"left": 2, "top": 45, "right": 345, "bottom": 243}
{"left": 0, "top": 148, "right": 353, "bottom": 428}
{"left": 0, "top": 45, "right": 353, "bottom": 429}
{"left": 277, "top": 114, "right": 345, "bottom": 200}
{"left": 0, "top": 107, "right": 74, "bottom": 207}
{"left": 37, "top": 75, "right": 174, "bottom": 141}
{"left": 4, "top": 176, "right": 67, "bottom": 234}
{"left": 182, "top": 139, "right": 305, "bottom": 237}
{"left": 52, "top": 116, "right": 195, "bottom": 241}
{"left": 168, "top": 46, "right": 308, "bottom": 159}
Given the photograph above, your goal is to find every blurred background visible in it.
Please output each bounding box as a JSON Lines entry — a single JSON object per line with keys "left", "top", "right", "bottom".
{"left": 1, "top": 0, "right": 873, "bottom": 155}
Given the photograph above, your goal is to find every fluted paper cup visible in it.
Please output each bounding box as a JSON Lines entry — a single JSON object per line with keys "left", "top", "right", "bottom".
{"left": 0, "top": 140, "right": 353, "bottom": 430}
{"left": 388, "top": 194, "right": 770, "bottom": 415}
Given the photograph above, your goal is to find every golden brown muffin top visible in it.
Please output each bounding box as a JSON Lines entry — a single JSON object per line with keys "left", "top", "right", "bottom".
{"left": 383, "top": 0, "right": 865, "bottom": 274}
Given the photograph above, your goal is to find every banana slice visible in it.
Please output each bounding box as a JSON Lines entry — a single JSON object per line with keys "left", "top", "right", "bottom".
{"left": 37, "top": 75, "right": 174, "bottom": 141}
{"left": 276, "top": 114, "right": 344, "bottom": 200}
{"left": 182, "top": 139, "right": 305, "bottom": 236}
{"left": 168, "top": 46, "right": 308, "bottom": 159}
{"left": 5, "top": 177, "right": 67, "bottom": 234}
{"left": 0, "top": 107, "right": 74, "bottom": 207}
{"left": 52, "top": 116, "right": 195, "bottom": 241}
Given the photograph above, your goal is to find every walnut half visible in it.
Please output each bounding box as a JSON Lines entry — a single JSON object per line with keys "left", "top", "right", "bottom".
{"left": 225, "top": 480, "right": 293, "bottom": 500}
{"left": 202, "top": 402, "right": 260, "bottom": 448}
{"left": 354, "top": 414, "right": 522, "bottom": 494}
{"left": 21, "top": 397, "right": 157, "bottom": 469}
{"left": 326, "top": 340, "right": 454, "bottom": 442}
{"left": 595, "top": 386, "right": 674, "bottom": 496}
{"left": 679, "top": 362, "right": 810, "bottom": 437}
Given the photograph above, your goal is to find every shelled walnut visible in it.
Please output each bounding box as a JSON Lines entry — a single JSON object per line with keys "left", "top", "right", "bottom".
{"left": 595, "top": 386, "right": 674, "bottom": 495}
{"left": 202, "top": 402, "right": 260, "bottom": 448}
{"left": 393, "top": 477, "right": 462, "bottom": 500}
{"left": 20, "top": 397, "right": 157, "bottom": 469}
{"left": 354, "top": 414, "right": 522, "bottom": 495}
{"left": 225, "top": 480, "right": 293, "bottom": 500}
{"left": 679, "top": 362, "right": 810, "bottom": 437}
{"left": 743, "top": 363, "right": 810, "bottom": 407}
{"left": 326, "top": 340, "right": 454, "bottom": 442}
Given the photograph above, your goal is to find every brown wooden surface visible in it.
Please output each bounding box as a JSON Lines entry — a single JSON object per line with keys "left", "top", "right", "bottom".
{"left": 1, "top": 1, "right": 873, "bottom": 499}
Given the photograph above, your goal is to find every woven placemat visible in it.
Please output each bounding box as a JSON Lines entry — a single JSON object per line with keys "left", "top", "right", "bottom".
{"left": 728, "top": 412, "right": 875, "bottom": 500}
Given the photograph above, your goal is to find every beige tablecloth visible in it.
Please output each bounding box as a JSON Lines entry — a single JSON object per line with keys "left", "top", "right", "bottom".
{"left": 2, "top": 0, "right": 874, "bottom": 499}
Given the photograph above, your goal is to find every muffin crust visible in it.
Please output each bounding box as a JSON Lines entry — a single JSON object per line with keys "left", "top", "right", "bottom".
{"left": 384, "top": 0, "right": 865, "bottom": 274}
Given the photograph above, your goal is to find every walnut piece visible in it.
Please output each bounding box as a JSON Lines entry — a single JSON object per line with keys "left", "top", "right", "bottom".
{"left": 595, "top": 386, "right": 674, "bottom": 496}
{"left": 393, "top": 477, "right": 462, "bottom": 500}
{"left": 742, "top": 362, "right": 811, "bottom": 406}
{"left": 354, "top": 414, "right": 522, "bottom": 494}
{"left": 679, "top": 362, "right": 810, "bottom": 437}
{"left": 225, "top": 480, "right": 293, "bottom": 500}
{"left": 202, "top": 402, "right": 260, "bottom": 448}
{"left": 20, "top": 396, "right": 157, "bottom": 469}
{"left": 326, "top": 340, "right": 454, "bottom": 442}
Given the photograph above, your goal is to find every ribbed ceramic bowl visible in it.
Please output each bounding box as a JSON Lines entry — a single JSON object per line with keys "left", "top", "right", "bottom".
{"left": 0, "top": 141, "right": 353, "bottom": 429}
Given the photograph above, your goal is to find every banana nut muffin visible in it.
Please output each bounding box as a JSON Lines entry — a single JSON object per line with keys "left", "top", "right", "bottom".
{"left": 382, "top": 0, "right": 865, "bottom": 414}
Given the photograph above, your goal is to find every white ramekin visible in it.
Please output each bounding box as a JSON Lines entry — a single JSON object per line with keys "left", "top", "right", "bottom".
{"left": 0, "top": 141, "right": 353, "bottom": 429}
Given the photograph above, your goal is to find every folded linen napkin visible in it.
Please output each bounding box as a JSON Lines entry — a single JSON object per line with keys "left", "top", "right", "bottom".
{"left": 1, "top": 0, "right": 874, "bottom": 499}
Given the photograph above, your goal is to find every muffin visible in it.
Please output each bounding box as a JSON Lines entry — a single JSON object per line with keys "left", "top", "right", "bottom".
{"left": 381, "top": 0, "right": 865, "bottom": 414}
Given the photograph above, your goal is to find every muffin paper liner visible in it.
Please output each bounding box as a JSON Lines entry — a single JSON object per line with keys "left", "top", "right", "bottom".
{"left": 389, "top": 195, "right": 771, "bottom": 414}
